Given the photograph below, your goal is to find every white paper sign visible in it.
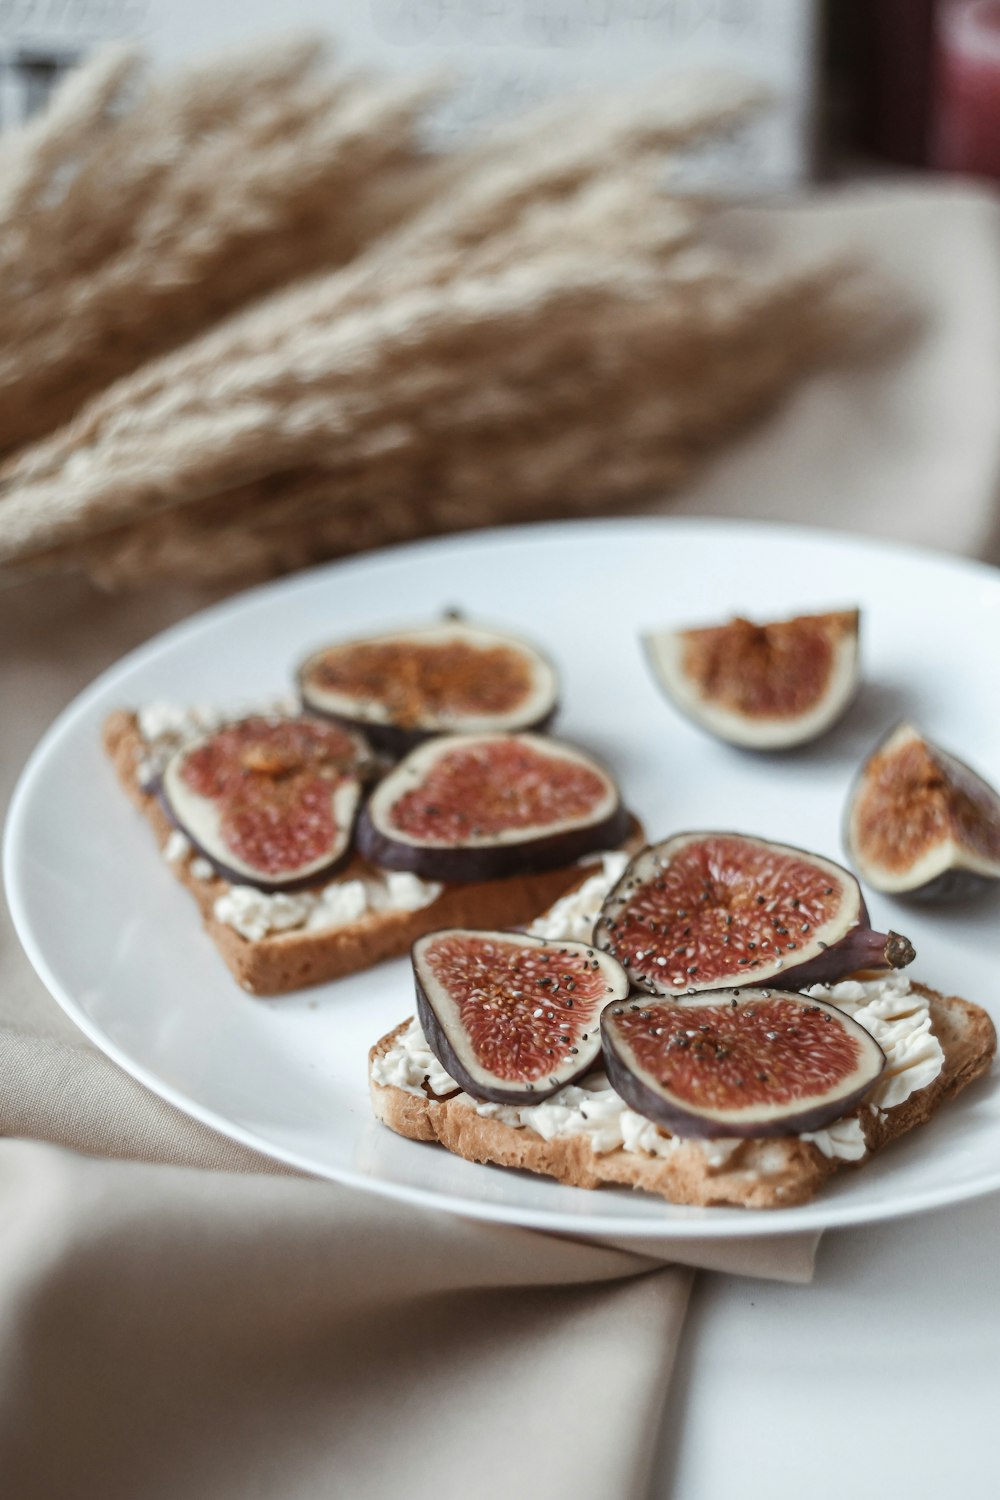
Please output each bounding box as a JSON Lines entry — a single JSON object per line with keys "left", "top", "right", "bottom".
{"left": 0, "top": 0, "right": 818, "bottom": 186}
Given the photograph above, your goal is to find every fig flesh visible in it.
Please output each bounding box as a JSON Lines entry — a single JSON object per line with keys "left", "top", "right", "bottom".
{"left": 643, "top": 609, "right": 860, "bottom": 750}
{"left": 595, "top": 832, "right": 914, "bottom": 996}
{"left": 601, "top": 987, "right": 886, "bottom": 1138}
{"left": 414, "top": 928, "right": 629, "bottom": 1104}
{"left": 159, "top": 716, "right": 365, "bottom": 891}
{"left": 357, "top": 732, "right": 630, "bottom": 883}
{"left": 297, "top": 621, "right": 559, "bottom": 755}
{"left": 846, "top": 721, "right": 1000, "bottom": 898}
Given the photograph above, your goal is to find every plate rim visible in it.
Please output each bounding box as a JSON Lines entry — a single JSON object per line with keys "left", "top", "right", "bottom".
{"left": 6, "top": 515, "right": 1000, "bottom": 1240}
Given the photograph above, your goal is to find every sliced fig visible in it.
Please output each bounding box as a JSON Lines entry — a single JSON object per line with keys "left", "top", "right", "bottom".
{"left": 159, "top": 716, "right": 365, "bottom": 891}
{"left": 601, "top": 987, "right": 886, "bottom": 1138}
{"left": 643, "top": 609, "right": 860, "bottom": 749}
{"left": 595, "top": 832, "right": 914, "bottom": 996}
{"left": 297, "top": 621, "right": 559, "bottom": 755}
{"left": 356, "top": 732, "right": 629, "bottom": 883}
{"left": 846, "top": 721, "right": 1000, "bottom": 898}
{"left": 414, "top": 928, "right": 629, "bottom": 1104}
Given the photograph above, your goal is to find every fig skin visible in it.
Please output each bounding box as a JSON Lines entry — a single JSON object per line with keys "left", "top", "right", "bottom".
{"left": 296, "top": 622, "right": 560, "bottom": 757}
{"left": 357, "top": 733, "right": 630, "bottom": 884}
{"left": 157, "top": 716, "right": 364, "bottom": 894}
{"left": 414, "top": 929, "right": 630, "bottom": 1105}
{"left": 601, "top": 988, "right": 886, "bottom": 1139}
{"left": 156, "top": 781, "right": 359, "bottom": 893}
{"left": 642, "top": 608, "right": 861, "bottom": 751}
{"left": 595, "top": 832, "right": 914, "bottom": 996}
{"left": 845, "top": 721, "right": 1000, "bottom": 900}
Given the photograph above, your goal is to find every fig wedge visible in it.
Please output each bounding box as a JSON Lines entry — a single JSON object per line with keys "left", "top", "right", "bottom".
{"left": 643, "top": 609, "right": 860, "bottom": 749}
{"left": 356, "top": 732, "right": 629, "bottom": 883}
{"left": 595, "top": 832, "right": 914, "bottom": 996}
{"left": 601, "top": 988, "right": 886, "bottom": 1138}
{"left": 414, "top": 928, "right": 629, "bottom": 1104}
{"left": 297, "top": 621, "right": 559, "bottom": 755}
{"left": 159, "top": 715, "right": 365, "bottom": 891}
{"left": 846, "top": 721, "right": 1000, "bottom": 898}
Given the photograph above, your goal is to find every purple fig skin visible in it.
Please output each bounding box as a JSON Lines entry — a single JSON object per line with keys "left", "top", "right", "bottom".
{"left": 641, "top": 610, "right": 861, "bottom": 753}
{"left": 299, "top": 701, "right": 558, "bottom": 760}
{"left": 595, "top": 832, "right": 915, "bottom": 996}
{"left": 296, "top": 623, "right": 561, "bottom": 758}
{"left": 154, "top": 774, "right": 360, "bottom": 895}
{"left": 845, "top": 721, "right": 1000, "bottom": 901}
{"left": 358, "top": 797, "right": 630, "bottom": 883}
{"left": 414, "top": 970, "right": 603, "bottom": 1105}
{"left": 893, "top": 869, "right": 997, "bottom": 902}
{"left": 602, "top": 1036, "right": 881, "bottom": 1140}
{"left": 770, "top": 910, "right": 916, "bottom": 989}
{"left": 601, "top": 992, "right": 886, "bottom": 1139}
{"left": 413, "top": 929, "right": 630, "bottom": 1104}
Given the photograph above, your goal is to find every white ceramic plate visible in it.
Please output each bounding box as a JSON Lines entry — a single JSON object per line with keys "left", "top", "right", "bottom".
{"left": 6, "top": 519, "right": 1000, "bottom": 1238}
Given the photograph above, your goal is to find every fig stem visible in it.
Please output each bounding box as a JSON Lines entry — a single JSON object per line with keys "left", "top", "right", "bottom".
{"left": 884, "top": 930, "right": 917, "bottom": 970}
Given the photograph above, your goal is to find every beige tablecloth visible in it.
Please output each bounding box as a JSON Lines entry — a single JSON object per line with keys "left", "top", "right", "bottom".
{"left": 2, "top": 181, "right": 998, "bottom": 1500}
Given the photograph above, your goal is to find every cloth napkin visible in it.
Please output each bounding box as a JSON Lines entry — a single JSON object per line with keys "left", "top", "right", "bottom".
{"left": 2, "top": 180, "right": 999, "bottom": 1500}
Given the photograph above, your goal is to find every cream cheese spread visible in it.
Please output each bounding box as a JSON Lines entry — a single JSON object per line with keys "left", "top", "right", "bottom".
{"left": 526, "top": 850, "right": 631, "bottom": 941}
{"left": 138, "top": 700, "right": 442, "bottom": 938}
{"left": 163, "top": 829, "right": 191, "bottom": 864}
{"left": 211, "top": 871, "right": 442, "bottom": 942}
{"left": 371, "top": 855, "right": 945, "bottom": 1166}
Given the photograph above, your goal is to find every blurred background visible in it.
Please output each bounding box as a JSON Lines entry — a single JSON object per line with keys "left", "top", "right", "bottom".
{"left": 0, "top": 0, "right": 998, "bottom": 597}
{"left": 2, "top": 1, "right": 997, "bottom": 182}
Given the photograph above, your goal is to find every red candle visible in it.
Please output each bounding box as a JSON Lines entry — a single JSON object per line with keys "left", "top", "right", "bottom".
{"left": 933, "top": 0, "right": 1000, "bottom": 178}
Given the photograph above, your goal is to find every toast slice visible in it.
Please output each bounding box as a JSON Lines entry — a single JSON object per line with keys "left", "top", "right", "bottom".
{"left": 369, "top": 985, "right": 995, "bottom": 1209}
{"left": 103, "top": 709, "right": 643, "bottom": 996}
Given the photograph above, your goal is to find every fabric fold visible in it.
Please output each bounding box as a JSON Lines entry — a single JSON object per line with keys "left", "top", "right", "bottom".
{"left": 0, "top": 1141, "right": 690, "bottom": 1500}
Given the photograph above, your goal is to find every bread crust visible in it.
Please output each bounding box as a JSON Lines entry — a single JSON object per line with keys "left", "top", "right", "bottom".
{"left": 103, "top": 710, "right": 643, "bottom": 996}
{"left": 368, "top": 986, "right": 996, "bottom": 1209}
